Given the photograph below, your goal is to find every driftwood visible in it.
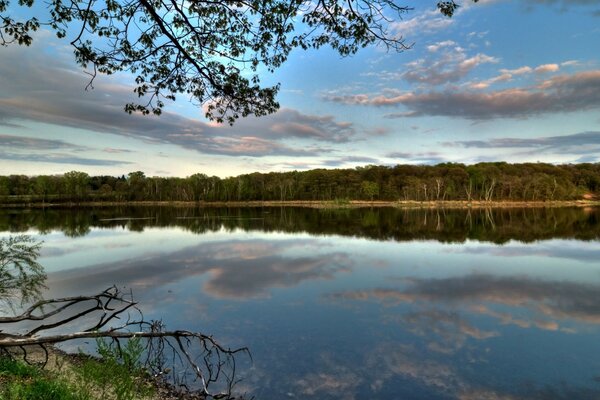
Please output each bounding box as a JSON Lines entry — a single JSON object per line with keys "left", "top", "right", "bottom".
{"left": 0, "top": 286, "right": 249, "bottom": 399}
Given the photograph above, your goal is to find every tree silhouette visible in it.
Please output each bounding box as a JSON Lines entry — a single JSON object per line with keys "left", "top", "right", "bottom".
{"left": 1, "top": 0, "right": 476, "bottom": 123}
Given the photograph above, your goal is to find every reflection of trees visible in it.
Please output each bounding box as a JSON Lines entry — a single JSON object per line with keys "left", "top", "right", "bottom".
{"left": 0, "top": 235, "right": 46, "bottom": 307}
{"left": 1, "top": 206, "right": 600, "bottom": 243}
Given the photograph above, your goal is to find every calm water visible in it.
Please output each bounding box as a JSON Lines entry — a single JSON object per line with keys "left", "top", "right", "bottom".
{"left": 2, "top": 206, "right": 600, "bottom": 399}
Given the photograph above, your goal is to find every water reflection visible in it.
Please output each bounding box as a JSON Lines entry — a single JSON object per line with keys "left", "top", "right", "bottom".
{"left": 331, "top": 274, "right": 600, "bottom": 327}
{"left": 449, "top": 241, "right": 600, "bottom": 263}
{"left": 2, "top": 207, "right": 600, "bottom": 399}
{"left": 47, "top": 238, "right": 352, "bottom": 299}
{"left": 1, "top": 206, "right": 600, "bottom": 242}
{"left": 327, "top": 271, "right": 600, "bottom": 399}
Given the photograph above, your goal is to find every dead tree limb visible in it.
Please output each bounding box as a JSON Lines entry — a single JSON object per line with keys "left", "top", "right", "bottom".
{"left": 0, "top": 285, "right": 249, "bottom": 399}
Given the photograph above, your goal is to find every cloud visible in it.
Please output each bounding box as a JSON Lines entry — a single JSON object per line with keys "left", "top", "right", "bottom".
{"left": 468, "top": 72, "right": 513, "bottom": 89}
{"left": 500, "top": 66, "right": 533, "bottom": 75}
{"left": 366, "top": 45, "right": 497, "bottom": 86}
{"left": 325, "top": 70, "right": 600, "bottom": 120}
{"left": 0, "top": 133, "right": 134, "bottom": 166}
{"left": 534, "top": 63, "right": 560, "bottom": 73}
{"left": 389, "top": 1, "right": 498, "bottom": 39}
{"left": 426, "top": 40, "right": 457, "bottom": 52}
{"left": 561, "top": 60, "right": 581, "bottom": 67}
{"left": 389, "top": 9, "right": 454, "bottom": 38}
{"left": 402, "top": 52, "right": 498, "bottom": 86}
{"left": 322, "top": 155, "right": 381, "bottom": 167}
{"left": 469, "top": 62, "right": 562, "bottom": 89}
{"left": 0, "top": 134, "right": 86, "bottom": 151}
{"left": 446, "top": 131, "right": 600, "bottom": 156}
{"left": 103, "top": 147, "right": 133, "bottom": 154}
{"left": 385, "top": 151, "right": 447, "bottom": 164}
{"left": 0, "top": 34, "right": 356, "bottom": 158}
{"left": 0, "top": 150, "right": 133, "bottom": 166}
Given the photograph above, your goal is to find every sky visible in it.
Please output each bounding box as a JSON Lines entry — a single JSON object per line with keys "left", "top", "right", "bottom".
{"left": 1, "top": 0, "right": 600, "bottom": 178}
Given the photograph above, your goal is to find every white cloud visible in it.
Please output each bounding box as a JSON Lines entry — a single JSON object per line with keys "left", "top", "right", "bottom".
{"left": 426, "top": 40, "right": 457, "bottom": 52}
{"left": 534, "top": 63, "right": 560, "bottom": 73}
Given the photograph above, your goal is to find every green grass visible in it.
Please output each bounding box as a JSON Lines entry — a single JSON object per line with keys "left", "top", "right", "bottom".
{"left": 0, "top": 356, "right": 85, "bottom": 400}
{"left": 0, "top": 340, "right": 155, "bottom": 400}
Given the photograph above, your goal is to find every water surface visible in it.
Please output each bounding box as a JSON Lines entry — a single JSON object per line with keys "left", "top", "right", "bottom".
{"left": 2, "top": 206, "right": 600, "bottom": 399}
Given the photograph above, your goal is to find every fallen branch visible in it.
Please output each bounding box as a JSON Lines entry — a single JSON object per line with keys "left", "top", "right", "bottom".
{"left": 0, "top": 286, "right": 249, "bottom": 399}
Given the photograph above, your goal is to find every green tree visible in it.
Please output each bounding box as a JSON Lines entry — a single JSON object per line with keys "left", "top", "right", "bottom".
{"left": 127, "top": 171, "right": 148, "bottom": 200}
{"left": 32, "top": 175, "right": 54, "bottom": 204}
{"left": 0, "top": 176, "right": 9, "bottom": 197}
{"left": 63, "top": 171, "right": 90, "bottom": 201}
{"left": 0, "top": 235, "right": 46, "bottom": 307}
{"left": 1, "top": 0, "right": 475, "bottom": 122}
{"left": 361, "top": 180, "right": 379, "bottom": 201}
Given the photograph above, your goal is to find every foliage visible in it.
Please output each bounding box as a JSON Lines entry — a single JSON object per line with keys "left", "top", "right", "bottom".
{"left": 1, "top": 0, "right": 475, "bottom": 122}
{"left": 0, "top": 162, "right": 598, "bottom": 205}
{"left": 361, "top": 180, "right": 379, "bottom": 201}
{"left": 75, "top": 338, "right": 154, "bottom": 400}
{"left": 0, "top": 235, "right": 46, "bottom": 306}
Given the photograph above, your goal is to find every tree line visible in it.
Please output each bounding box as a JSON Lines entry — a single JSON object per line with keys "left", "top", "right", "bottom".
{"left": 1, "top": 162, "right": 599, "bottom": 204}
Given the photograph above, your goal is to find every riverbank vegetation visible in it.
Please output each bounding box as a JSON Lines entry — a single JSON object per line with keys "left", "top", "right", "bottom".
{"left": 0, "top": 346, "right": 156, "bottom": 400}
{"left": 1, "top": 163, "right": 599, "bottom": 205}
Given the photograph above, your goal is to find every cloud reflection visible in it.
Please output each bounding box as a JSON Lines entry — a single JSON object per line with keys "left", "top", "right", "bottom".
{"left": 330, "top": 274, "right": 600, "bottom": 331}
{"left": 48, "top": 239, "right": 351, "bottom": 300}
{"left": 448, "top": 242, "right": 600, "bottom": 264}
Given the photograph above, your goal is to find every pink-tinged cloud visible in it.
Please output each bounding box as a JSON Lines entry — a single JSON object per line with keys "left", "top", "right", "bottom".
{"left": 534, "top": 63, "right": 560, "bottom": 73}
{"left": 325, "top": 70, "right": 600, "bottom": 120}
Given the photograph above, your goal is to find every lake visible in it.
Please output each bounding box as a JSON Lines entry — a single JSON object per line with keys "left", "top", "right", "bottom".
{"left": 2, "top": 206, "right": 600, "bottom": 399}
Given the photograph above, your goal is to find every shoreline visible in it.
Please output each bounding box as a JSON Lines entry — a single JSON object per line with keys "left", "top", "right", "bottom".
{"left": 1, "top": 199, "right": 599, "bottom": 209}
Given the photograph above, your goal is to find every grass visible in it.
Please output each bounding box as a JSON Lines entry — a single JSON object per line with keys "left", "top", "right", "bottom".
{"left": 74, "top": 338, "right": 154, "bottom": 400}
{"left": 0, "top": 339, "right": 156, "bottom": 400}
{"left": 0, "top": 356, "right": 84, "bottom": 400}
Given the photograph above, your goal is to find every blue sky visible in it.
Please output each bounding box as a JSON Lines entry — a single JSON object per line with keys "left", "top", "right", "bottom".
{"left": 1, "top": 0, "right": 599, "bottom": 177}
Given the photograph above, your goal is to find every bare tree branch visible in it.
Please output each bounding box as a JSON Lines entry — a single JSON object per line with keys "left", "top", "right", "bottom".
{"left": 0, "top": 286, "right": 249, "bottom": 399}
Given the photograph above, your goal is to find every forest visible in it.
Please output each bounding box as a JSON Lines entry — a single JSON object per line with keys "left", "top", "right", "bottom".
{"left": 1, "top": 162, "right": 599, "bottom": 204}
